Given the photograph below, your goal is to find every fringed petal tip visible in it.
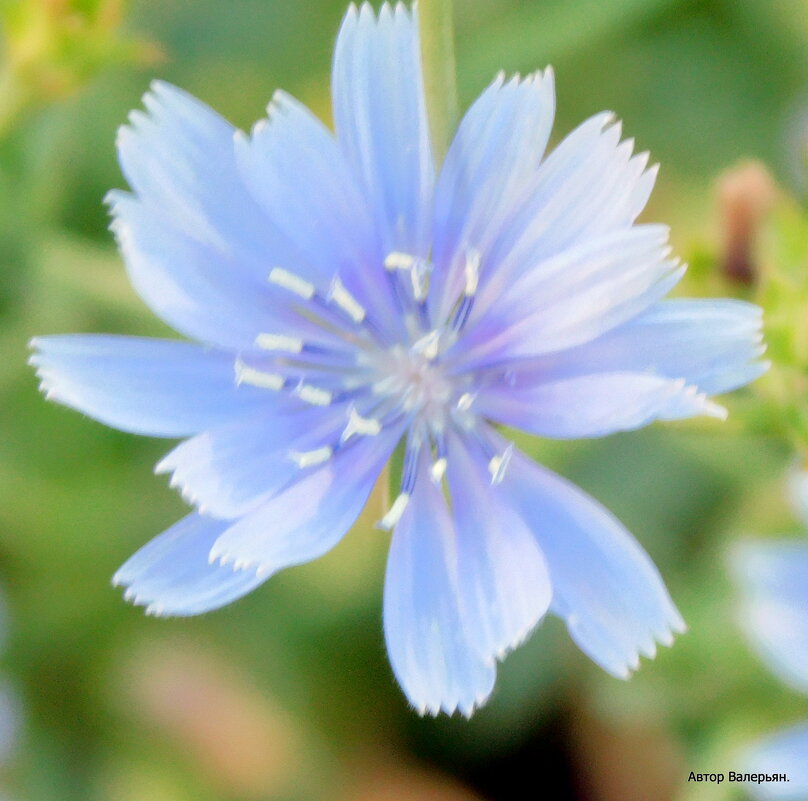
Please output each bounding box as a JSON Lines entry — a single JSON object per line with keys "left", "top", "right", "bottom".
{"left": 205, "top": 549, "right": 275, "bottom": 581}
{"left": 412, "top": 686, "right": 496, "bottom": 719}
{"left": 595, "top": 609, "right": 687, "bottom": 681}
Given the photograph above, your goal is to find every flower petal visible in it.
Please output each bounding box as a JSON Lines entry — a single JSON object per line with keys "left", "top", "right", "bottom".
{"left": 117, "top": 81, "right": 276, "bottom": 262}
{"left": 459, "top": 225, "right": 682, "bottom": 367}
{"left": 732, "top": 541, "right": 808, "bottom": 694}
{"left": 208, "top": 424, "right": 402, "bottom": 574}
{"left": 430, "top": 69, "right": 555, "bottom": 321}
{"left": 743, "top": 722, "right": 808, "bottom": 801}
{"left": 500, "top": 442, "right": 685, "bottom": 678}
{"left": 108, "top": 192, "right": 313, "bottom": 350}
{"left": 383, "top": 455, "right": 496, "bottom": 716}
{"left": 156, "top": 405, "right": 348, "bottom": 519}
{"left": 445, "top": 434, "right": 552, "bottom": 662}
{"left": 332, "top": 2, "right": 434, "bottom": 256}
{"left": 234, "top": 91, "right": 401, "bottom": 336}
{"left": 30, "top": 335, "right": 275, "bottom": 437}
{"left": 113, "top": 513, "right": 267, "bottom": 616}
{"left": 495, "top": 299, "right": 767, "bottom": 397}
{"left": 114, "top": 82, "right": 308, "bottom": 348}
{"left": 478, "top": 112, "right": 657, "bottom": 306}
{"left": 475, "top": 372, "right": 726, "bottom": 439}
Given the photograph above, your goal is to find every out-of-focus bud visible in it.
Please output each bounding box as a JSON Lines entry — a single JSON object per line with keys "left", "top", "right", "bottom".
{"left": 0, "top": 0, "right": 160, "bottom": 135}
{"left": 716, "top": 161, "right": 777, "bottom": 286}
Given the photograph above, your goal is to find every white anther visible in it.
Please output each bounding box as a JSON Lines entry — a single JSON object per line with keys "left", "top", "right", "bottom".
{"left": 456, "top": 392, "right": 475, "bottom": 411}
{"left": 378, "top": 493, "right": 411, "bottom": 530}
{"left": 464, "top": 249, "right": 481, "bottom": 296}
{"left": 488, "top": 443, "right": 514, "bottom": 485}
{"left": 235, "top": 358, "right": 285, "bottom": 390}
{"left": 290, "top": 446, "right": 333, "bottom": 468}
{"left": 255, "top": 333, "right": 304, "bottom": 353}
{"left": 328, "top": 277, "right": 366, "bottom": 323}
{"left": 409, "top": 260, "right": 431, "bottom": 301}
{"left": 268, "top": 267, "right": 315, "bottom": 299}
{"left": 430, "top": 458, "right": 447, "bottom": 483}
{"left": 295, "top": 383, "right": 333, "bottom": 406}
{"left": 384, "top": 251, "right": 416, "bottom": 271}
{"left": 413, "top": 329, "right": 441, "bottom": 361}
{"left": 341, "top": 406, "right": 382, "bottom": 442}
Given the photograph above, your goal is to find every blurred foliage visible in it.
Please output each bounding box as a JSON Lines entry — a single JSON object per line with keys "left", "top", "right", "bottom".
{"left": 1, "top": 1, "right": 808, "bottom": 800}
{"left": 0, "top": 0, "right": 159, "bottom": 135}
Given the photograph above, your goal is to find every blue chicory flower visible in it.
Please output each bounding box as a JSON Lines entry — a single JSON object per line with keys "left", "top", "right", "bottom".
{"left": 30, "top": 3, "right": 767, "bottom": 715}
{"left": 731, "top": 472, "right": 808, "bottom": 799}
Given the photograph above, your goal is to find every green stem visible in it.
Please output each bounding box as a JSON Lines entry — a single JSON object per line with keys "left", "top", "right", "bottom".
{"left": 418, "top": 0, "right": 458, "bottom": 165}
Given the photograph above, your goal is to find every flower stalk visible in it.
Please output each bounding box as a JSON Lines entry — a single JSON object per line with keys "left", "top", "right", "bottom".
{"left": 418, "top": 0, "right": 458, "bottom": 164}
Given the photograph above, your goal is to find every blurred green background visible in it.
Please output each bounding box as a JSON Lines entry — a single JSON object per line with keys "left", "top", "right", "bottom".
{"left": 1, "top": 0, "right": 808, "bottom": 799}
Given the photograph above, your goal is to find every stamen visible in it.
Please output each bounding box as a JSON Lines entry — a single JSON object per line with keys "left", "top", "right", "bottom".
{"left": 235, "top": 358, "right": 285, "bottom": 390}
{"left": 412, "top": 329, "right": 441, "bottom": 361}
{"left": 255, "top": 333, "right": 304, "bottom": 353}
{"left": 488, "top": 443, "right": 514, "bottom": 485}
{"left": 341, "top": 406, "right": 382, "bottom": 442}
{"left": 456, "top": 392, "right": 475, "bottom": 411}
{"left": 400, "top": 442, "right": 421, "bottom": 494}
{"left": 378, "top": 492, "right": 410, "bottom": 530}
{"left": 290, "top": 446, "right": 333, "bottom": 468}
{"left": 430, "top": 458, "right": 447, "bottom": 483}
{"left": 268, "top": 267, "right": 315, "bottom": 299}
{"left": 295, "top": 383, "right": 333, "bottom": 406}
{"left": 464, "top": 249, "right": 481, "bottom": 296}
{"left": 385, "top": 251, "right": 432, "bottom": 303}
{"left": 328, "top": 277, "right": 366, "bottom": 323}
{"left": 384, "top": 252, "right": 416, "bottom": 271}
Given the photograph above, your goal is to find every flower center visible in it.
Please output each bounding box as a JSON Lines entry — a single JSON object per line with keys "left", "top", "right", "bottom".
{"left": 370, "top": 340, "right": 455, "bottom": 429}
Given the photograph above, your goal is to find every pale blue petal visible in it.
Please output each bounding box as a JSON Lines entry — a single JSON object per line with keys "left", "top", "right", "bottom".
{"left": 113, "top": 513, "right": 267, "bottom": 616}
{"left": 114, "top": 82, "right": 313, "bottom": 348}
{"left": 332, "top": 2, "right": 434, "bottom": 256}
{"left": 30, "top": 335, "right": 274, "bottom": 437}
{"left": 478, "top": 113, "right": 657, "bottom": 306}
{"left": 108, "top": 192, "right": 311, "bottom": 349}
{"left": 156, "top": 405, "right": 347, "bottom": 519}
{"left": 430, "top": 69, "right": 555, "bottom": 321}
{"left": 234, "top": 91, "right": 401, "bottom": 334}
{"left": 208, "top": 425, "right": 402, "bottom": 574}
{"left": 501, "top": 441, "right": 685, "bottom": 677}
{"left": 117, "top": 81, "right": 295, "bottom": 279}
{"left": 384, "top": 455, "right": 496, "bottom": 716}
{"left": 743, "top": 722, "right": 808, "bottom": 801}
{"left": 500, "top": 299, "right": 766, "bottom": 397}
{"left": 458, "top": 225, "right": 682, "bottom": 367}
{"left": 445, "top": 434, "right": 552, "bottom": 662}
{"left": 732, "top": 541, "right": 808, "bottom": 694}
{"left": 475, "top": 372, "right": 726, "bottom": 439}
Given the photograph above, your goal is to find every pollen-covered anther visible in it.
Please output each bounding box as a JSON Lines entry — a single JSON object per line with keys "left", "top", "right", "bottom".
{"left": 295, "top": 383, "right": 333, "bottom": 406}
{"left": 290, "top": 445, "right": 333, "bottom": 468}
{"left": 255, "top": 333, "right": 304, "bottom": 353}
{"left": 430, "top": 458, "right": 447, "bottom": 483}
{"left": 268, "top": 267, "right": 315, "bottom": 299}
{"left": 412, "top": 329, "right": 441, "bottom": 360}
{"left": 234, "top": 358, "right": 285, "bottom": 390}
{"left": 456, "top": 392, "right": 475, "bottom": 411}
{"left": 328, "top": 277, "right": 366, "bottom": 323}
{"left": 378, "top": 492, "right": 410, "bottom": 530}
{"left": 341, "top": 406, "right": 382, "bottom": 442}
{"left": 384, "top": 251, "right": 416, "bottom": 271}
{"left": 464, "top": 249, "right": 481, "bottom": 296}
{"left": 488, "top": 443, "right": 514, "bottom": 485}
{"left": 384, "top": 251, "right": 431, "bottom": 301}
